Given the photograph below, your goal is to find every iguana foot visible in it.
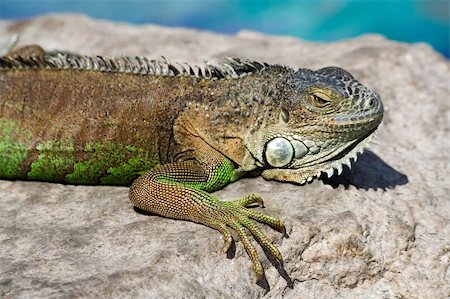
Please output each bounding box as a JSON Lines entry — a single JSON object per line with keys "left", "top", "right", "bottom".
{"left": 129, "top": 161, "right": 286, "bottom": 282}
{"left": 206, "top": 193, "right": 286, "bottom": 281}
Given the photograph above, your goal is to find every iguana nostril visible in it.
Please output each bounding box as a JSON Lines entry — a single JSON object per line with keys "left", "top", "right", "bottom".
{"left": 364, "top": 97, "right": 377, "bottom": 110}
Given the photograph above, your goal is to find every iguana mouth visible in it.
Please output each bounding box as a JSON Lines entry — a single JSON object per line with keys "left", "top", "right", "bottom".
{"left": 313, "top": 130, "right": 376, "bottom": 179}
{"left": 299, "top": 124, "right": 377, "bottom": 167}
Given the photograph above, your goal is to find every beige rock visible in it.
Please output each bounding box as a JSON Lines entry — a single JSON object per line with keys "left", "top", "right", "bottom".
{"left": 0, "top": 14, "right": 449, "bottom": 298}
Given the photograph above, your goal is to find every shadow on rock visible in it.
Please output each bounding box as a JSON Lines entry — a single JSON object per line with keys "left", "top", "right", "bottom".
{"left": 134, "top": 206, "right": 156, "bottom": 216}
{"left": 322, "top": 150, "right": 408, "bottom": 190}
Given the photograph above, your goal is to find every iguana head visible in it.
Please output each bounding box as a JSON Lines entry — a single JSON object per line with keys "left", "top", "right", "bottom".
{"left": 245, "top": 66, "right": 384, "bottom": 184}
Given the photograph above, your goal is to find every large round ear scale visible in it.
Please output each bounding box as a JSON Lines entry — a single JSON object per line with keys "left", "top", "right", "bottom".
{"left": 264, "top": 137, "right": 294, "bottom": 168}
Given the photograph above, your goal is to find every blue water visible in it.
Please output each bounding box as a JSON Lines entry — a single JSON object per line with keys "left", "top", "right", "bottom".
{"left": 0, "top": 0, "right": 448, "bottom": 57}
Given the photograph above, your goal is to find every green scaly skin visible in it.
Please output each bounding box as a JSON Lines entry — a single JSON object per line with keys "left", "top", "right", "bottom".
{"left": 0, "top": 44, "right": 383, "bottom": 282}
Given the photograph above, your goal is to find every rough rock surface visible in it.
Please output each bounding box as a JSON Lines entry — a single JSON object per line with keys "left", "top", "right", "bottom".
{"left": 0, "top": 14, "right": 449, "bottom": 298}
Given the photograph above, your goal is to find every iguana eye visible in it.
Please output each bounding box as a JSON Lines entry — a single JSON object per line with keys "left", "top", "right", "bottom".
{"left": 265, "top": 137, "right": 294, "bottom": 168}
{"left": 311, "top": 93, "right": 330, "bottom": 107}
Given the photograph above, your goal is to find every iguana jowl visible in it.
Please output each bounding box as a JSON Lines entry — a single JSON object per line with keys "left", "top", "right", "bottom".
{"left": 0, "top": 44, "right": 383, "bottom": 281}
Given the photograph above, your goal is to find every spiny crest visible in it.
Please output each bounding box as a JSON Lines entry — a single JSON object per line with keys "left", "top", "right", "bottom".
{"left": 0, "top": 51, "right": 269, "bottom": 80}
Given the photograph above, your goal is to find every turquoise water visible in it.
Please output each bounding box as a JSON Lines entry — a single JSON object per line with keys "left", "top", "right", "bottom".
{"left": 0, "top": 0, "right": 448, "bottom": 57}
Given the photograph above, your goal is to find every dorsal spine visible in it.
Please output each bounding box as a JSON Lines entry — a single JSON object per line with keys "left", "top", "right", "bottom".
{"left": 0, "top": 51, "right": 270, "bottom": 80}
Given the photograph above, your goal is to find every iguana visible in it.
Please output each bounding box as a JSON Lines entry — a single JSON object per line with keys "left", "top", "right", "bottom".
{"left": 0, "top": 42, "right": 383, "bottom": 282}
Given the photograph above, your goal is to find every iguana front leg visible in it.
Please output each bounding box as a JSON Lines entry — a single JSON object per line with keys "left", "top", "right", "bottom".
{"left": 129, "top": 155, "right": 286, "bottom": 281}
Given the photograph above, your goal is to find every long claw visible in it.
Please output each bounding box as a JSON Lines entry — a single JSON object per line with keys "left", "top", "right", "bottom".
{"left": 220, "top": 225, "right": 233, "bottom": 253}
{"left": 212, "top": 222, "right": 233, "bottom": 253}
{"left": 222, "top": 236, "right": 233, "bottom": 254}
